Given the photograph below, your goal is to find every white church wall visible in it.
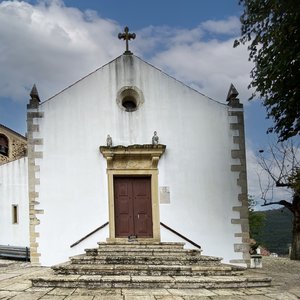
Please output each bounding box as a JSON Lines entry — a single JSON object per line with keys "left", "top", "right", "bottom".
{"left": 0, "top": 158, "right": 29, "bottom": 247}
{"left": 33, "top": 55, "right": 245, "bottom": 266}
{"left": 69, "top": 225, "right": 109, "bottom": 257}
{"left": 160, "top": 226, "right": 200, "bottom": 251}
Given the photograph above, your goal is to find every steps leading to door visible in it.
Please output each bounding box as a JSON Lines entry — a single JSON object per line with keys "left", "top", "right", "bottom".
{"left": 31, "top": 242, "right": 271, "bottom": 289}
{"left": 33, "top": 274, "right": 271, "bottom": 289}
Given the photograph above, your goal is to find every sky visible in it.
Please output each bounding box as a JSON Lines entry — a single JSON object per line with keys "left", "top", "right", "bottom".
{"left": 0, "top": 0, "right": 295, "bottom": 208}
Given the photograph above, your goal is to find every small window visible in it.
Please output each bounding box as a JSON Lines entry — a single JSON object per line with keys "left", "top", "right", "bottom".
{"left": 116, "top": 86, "right": 144, "bottom": 112}
{"left": 0, "top": 134, "right": 9, "bottom": 156}
{"left": 122, "top": 96, "right": 137, "bottom": 112}
{"left": 12, "top": 205, "right": 18, "bottom": 224}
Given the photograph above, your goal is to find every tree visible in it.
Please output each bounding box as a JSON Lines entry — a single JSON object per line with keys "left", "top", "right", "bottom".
{"left": 248, "top": 195, "right": 266, "bottom": 254}
{"left": 248, "top": 195, "right": 265, "bottom": 239}
{"left": 234, "top": 0, "right": 300, "bottom": 141}
{"left": 257, "top": 140, "right": 300, "bottom": 259}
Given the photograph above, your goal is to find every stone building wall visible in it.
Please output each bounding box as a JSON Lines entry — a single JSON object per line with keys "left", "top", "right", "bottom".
{"left": 0, "top": 124, "right": 27, "bottom": 165}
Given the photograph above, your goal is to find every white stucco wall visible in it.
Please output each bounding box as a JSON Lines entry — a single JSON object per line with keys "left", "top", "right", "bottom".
{"left": 0, "top": 158, "right": 29, "bottom": 247}
{"left": 33, "top": 55, "right": 244, "bottom": 266}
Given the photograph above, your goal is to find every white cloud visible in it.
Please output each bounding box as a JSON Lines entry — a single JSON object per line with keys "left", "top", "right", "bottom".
{"left": 150, "top": 38, "right": 254, "bottom": 103}
{"left": 201, "top": 16, "right": 240, "bottom": 35}
{"left": 0, "top": 1, "right": 253, "bottom": 105}
{"left": 0, "top": 0, "right": 121, "bottom": 101}
{"left": 132, "top": 17, "right": 254, "bottom": 103}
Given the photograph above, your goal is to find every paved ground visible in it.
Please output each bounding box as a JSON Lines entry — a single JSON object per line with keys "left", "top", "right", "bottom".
{"left": 0, "top": 257, "right": 299, "bottom": 299}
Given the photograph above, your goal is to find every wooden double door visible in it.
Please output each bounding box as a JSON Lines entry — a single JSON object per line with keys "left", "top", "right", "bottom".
{"left": 114, "top": 177, "right": 153, "bottom": 238}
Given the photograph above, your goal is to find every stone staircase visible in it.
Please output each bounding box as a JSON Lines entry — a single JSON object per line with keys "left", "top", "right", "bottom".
{"left": 31, "top": 242, "right": 271, "bottom": 289}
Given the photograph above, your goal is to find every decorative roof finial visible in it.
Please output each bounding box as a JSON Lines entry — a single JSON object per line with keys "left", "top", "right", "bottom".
{"left": 30, "top": 84, "right": 40, "bottom": 102}
{"left": 152, "top": 131, "right": 159, "bottom": 145}
{"left": 226, "top": 83, "right": 242, "bottom": 107}
{"left": 118, "top": 26, "right": 136, "bottom": 55}
{"left": 106, "top": 134, "right": 112, "bottom": 147}
{"left": 27, "top": 84, "right": 40, "bottom": 109}
{"left": 226, "top": 83, "right": 239, "bottom": 102}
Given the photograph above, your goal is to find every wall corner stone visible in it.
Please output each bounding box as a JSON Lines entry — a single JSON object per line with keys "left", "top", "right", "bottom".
{"left": 228, "top": 102, "right": 250, "bottom": 266}
{"left": 27, "top": 101, "right": 44, "bottom": 266}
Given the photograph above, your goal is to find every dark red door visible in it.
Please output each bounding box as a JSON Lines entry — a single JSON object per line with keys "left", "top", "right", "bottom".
{"left": 114, "top": 177, "right": 153, "bottom": 238}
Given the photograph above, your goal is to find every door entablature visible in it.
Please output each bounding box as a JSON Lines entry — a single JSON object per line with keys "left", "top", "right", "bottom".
{"left": 99, "top": 144, "right": 166, "bottom": 242}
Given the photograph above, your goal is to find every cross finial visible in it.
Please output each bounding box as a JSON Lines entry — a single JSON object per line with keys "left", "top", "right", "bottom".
{"left": 118, "top": 26, "right": 136, "bottom": 55}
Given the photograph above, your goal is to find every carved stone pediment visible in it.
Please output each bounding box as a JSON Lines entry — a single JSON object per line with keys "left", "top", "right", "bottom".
{"left": 99, "top": 144, "right": 166, "bottom": 170}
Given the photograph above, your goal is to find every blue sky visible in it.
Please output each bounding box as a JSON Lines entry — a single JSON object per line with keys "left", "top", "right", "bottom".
{"left": 27, "top": 0, "right": 242, "bottom": 29}
{"left": 0, "top": 0, "right": 286, "bottom": 206}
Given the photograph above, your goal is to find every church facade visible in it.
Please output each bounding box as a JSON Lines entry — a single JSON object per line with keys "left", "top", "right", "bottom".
{"left": 1, "top": 52, "right": 250, "bottom": 267}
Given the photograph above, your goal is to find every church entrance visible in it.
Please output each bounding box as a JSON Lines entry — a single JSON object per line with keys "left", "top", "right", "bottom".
{"left": 114, "top": 177, "right": 153, "bottom": 238}
{"left": 100, "top": 144, "right": 166, "bottom": 241}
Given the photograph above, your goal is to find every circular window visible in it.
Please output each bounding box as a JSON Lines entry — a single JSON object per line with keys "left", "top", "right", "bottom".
{"left": 122, "top": 96, "right": 137, "bottom": 111}
{"left": 116, "top": 86, "right": 144, "bottom": 112}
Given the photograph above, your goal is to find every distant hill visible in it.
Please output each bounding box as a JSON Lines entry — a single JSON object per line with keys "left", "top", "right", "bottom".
{"left": 252, "top": 207, "right": 293, "bottom": 256}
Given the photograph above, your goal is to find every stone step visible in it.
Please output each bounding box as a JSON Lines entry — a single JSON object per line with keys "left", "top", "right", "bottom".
{"left": 98, "top": 242, "right": 186, "bottom": 250}
{"left": 85, "top": 248, "right": 201, "bottom": 257}
{"left": 53, "top": 263, "right": 240, "bottom": 277}
{"left": 70, "top": 254, "right": 222, "bottom": 266}
{"left": 191, "top": 266, "right": 243, "bottom": 276}
{"left": 54, "top": 263, "right": 192, "bottom": 276}
{"left": 31, "top": 242, "right": 270, "bottom": 290}
{"left": 32, "top": 274, "right": 272, "bottom": 289}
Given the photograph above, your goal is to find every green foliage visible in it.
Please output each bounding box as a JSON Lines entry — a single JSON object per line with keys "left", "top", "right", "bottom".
{"left": 253, "top": 208, "right": 293, "bottom": 255}
{"left": 248, "top": 196, "right": 265, "bottom": 239}
{"left": 235, "top": 0, "right": 300, "bottom": 141}
{"left": 289, "top": 168, "right": 300, "bottom": 195}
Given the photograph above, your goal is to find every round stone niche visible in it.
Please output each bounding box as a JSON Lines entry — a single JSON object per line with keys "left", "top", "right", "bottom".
{"left": 116, "top": 86, "right": 144, "bottom": 112}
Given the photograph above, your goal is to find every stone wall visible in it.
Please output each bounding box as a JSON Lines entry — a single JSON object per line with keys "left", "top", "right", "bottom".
{"left": 0, "top": 125, "right": 27, "bottom": 165}
{"left": 228, "top": 97, "right": 250, "bottom": 266}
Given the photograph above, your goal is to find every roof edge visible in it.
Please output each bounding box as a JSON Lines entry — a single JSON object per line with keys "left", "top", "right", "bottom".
{"left": 132, "top": 55, "right": 226, "bottom": 107}
{"left": 40, "top": 54, "right": 124, "bottom": 105}
{"left": 0, "top": 124, "right": 27, "bottom": 140}
{"left": 40, "top": 53, "right": 227, "bottom": 107}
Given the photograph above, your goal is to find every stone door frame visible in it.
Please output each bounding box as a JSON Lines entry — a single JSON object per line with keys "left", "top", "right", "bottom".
{"left": 100, "top": 144, "right": 166, "bottom": 242}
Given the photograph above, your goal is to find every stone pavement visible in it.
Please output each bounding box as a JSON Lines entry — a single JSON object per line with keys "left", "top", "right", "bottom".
{"left": 0, "top": 257, "right": 299, "bottom": 299}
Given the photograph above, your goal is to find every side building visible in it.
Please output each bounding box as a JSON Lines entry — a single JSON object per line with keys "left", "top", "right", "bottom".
{"left": 0, "top": 125, "right": 29, "bottom": 248}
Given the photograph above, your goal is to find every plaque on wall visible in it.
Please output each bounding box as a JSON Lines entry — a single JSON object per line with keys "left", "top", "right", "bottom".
{"left": 159, "top": 186, "right": 170, "bottom": 204}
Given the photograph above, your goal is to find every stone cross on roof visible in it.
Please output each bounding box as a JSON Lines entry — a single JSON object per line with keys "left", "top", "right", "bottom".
{"left": 118, "top": 26, "right": 136, "bottom": 55}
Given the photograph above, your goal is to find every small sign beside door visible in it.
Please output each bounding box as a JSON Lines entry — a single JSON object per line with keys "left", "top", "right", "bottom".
{"left": 159, "top": 186, "right": 170, "bottom": 204}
